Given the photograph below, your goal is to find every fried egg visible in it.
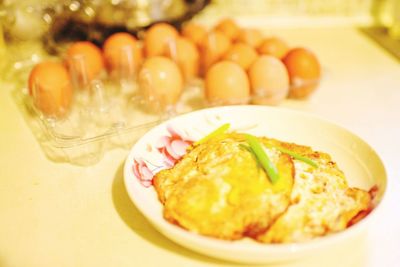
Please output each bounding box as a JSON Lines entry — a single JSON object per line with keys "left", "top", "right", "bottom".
{"left": 154, "top": 133, "right": 293, "bottom": 240}
{"left": 153, "top": 133, "right": 371, "bottom": 243}
{"left": 256, "top": 138, "right": 371, "bottom": 243}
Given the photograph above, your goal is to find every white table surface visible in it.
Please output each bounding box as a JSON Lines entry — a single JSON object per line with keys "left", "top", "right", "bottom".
{"left": 1, "top": 26, "right": 399, "bottom": 267}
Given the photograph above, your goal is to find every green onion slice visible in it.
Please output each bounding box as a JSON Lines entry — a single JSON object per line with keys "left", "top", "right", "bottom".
{"left": 194, "top": 123, "right": 230, "bottom": 146}
{"left": 245, "top": 134, "right": 280, "bottom": 184}
{"left": 266, "top": 144, "right": 318, "bottom": 168}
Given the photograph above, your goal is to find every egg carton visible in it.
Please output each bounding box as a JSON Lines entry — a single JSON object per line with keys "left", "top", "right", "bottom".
{"left": 6, "top": 45, "right": 200, "bottom": 166}
{"left": 1, "top": 30, "right": 200, "bottom": 165}
{"left": 12, "top": 51, "right": 318, "bottom": 166}
{"left": 15, "top": 71, "right": 206, "bottom": 165}
{"left": 14, "top": 59, "right": 317, "bottom": 166}
{"left": 7, "top": 18, "right": 321, "bottom": 165}
{"left": 6, "top": 41, "right": 204, "bottom": 166}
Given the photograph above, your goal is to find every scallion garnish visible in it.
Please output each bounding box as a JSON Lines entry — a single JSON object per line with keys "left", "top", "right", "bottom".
{"left": 245, "top": 134, "right": 280, "bottom": 184}
{"left": 194, "top": 123, "right": 230, "bottom": 146}
{"left": 266, "top": 144, "right": 318, "bottom": 168}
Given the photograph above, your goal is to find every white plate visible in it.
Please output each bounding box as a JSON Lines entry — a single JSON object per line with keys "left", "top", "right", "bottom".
{"left": 123, "top": 105, "right": 387, "bottom": 264}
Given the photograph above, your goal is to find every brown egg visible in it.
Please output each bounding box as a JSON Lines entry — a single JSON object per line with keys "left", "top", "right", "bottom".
{"left": 214, "top": 18, "right": 240, "bottom": 40}
{"left": 283, "top": 47, "right": 321, "bottom": 99}
{"left": 144, "top": 23, "right": 179, "bottom": 57}
{"left": 258, "top": 37, "right": 289, "bottom": 59}
{"left": 165, "top": 36, "right": 200, "bottom": 82}
{"left": 181, "top": 22, "right": 207, "bottom": 47}
{"left": 223, "top": 42, "right": 258, "bottom": 70}
{"left": 236, "top": 28, "right": 263, "bottom": 48}
{"left": 28, "top": 61, "right": 73, "bottom": 117}
{"left": 66, "top": 41, "right": 105, "bottom": 88}
{"left": 200, "top": 31, "right": 231, "bottom": 75}
{"left": 103, "top": 32, "right": 143, "bottom": 78}
{"left": 248, "top": 55, "right": 289, "bottom": 105}
{"left": 205, "top": 61, "right": 250, "bottom": 105}
{"left": 138, "top": 56, "right": 183, "bottom": 110}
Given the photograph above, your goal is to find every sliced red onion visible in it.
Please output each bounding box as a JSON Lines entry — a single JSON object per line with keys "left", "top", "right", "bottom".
{"left": 139, "top": 164, "right": 154, "bottom": 181}
{"left": 160, "top": 147, "right": 176, "bottom": 167}
{"left": 166, "top": 124, "right": 181, "bottom": 138}
{"left": 141, "top": 180, "right": 153, "bottom": 187}
{"left": 138, "top": 158, "right": 148, "bottom": 166}
{"left": 165, "top": 139, "right": 180, "bottom": 159}
{"left": 155, "top": 136, "right": 171, "bottom": 148}
{"left": 171, "top": 140, "right": 190, "bottom": 157}
{"left": 132, "top": 161, "right": 141, "bottom": 179}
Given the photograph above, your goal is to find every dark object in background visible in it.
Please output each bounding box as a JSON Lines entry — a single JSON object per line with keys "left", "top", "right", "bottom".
{"left": 44, "top": 0, "right": 209, "bottom": 54}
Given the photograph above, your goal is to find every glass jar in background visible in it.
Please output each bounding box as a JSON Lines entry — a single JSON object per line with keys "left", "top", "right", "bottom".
{"left": 0, "top": 0, "right": 56, "bottom": 83}
{"left": 1, "top": 1, "right": 54, "bottom": 42}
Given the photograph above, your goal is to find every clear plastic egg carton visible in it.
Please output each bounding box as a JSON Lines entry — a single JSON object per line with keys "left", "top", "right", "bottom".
{"left": 11, "top": 40, "right": 319, "bottom": 166}
{"left": 0, "top": 0, "right": 210, "bottom": 165}
{"left": 3, "top": 0, "right": 322, "bottom": 165}
{"left": 13, "top": 54, "right": 206, "bottom": 166}
{"left": 20, "top": 80, "right": 206, "bottom": 165}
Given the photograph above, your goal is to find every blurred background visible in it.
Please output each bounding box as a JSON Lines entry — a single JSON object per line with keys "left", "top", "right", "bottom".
{"left": 0, "top": 0, "right": 398, "bottom": 164}
{"left": 0, "top": 0, "right": 399, "bottom": 43}
{"left": 0, "top": 0, "right": 398, "bottom": 82}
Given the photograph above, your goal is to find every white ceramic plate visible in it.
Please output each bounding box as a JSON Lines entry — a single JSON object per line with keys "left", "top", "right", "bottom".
{"left": 123, "top": 105, "right": 387, "bottom": 264}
